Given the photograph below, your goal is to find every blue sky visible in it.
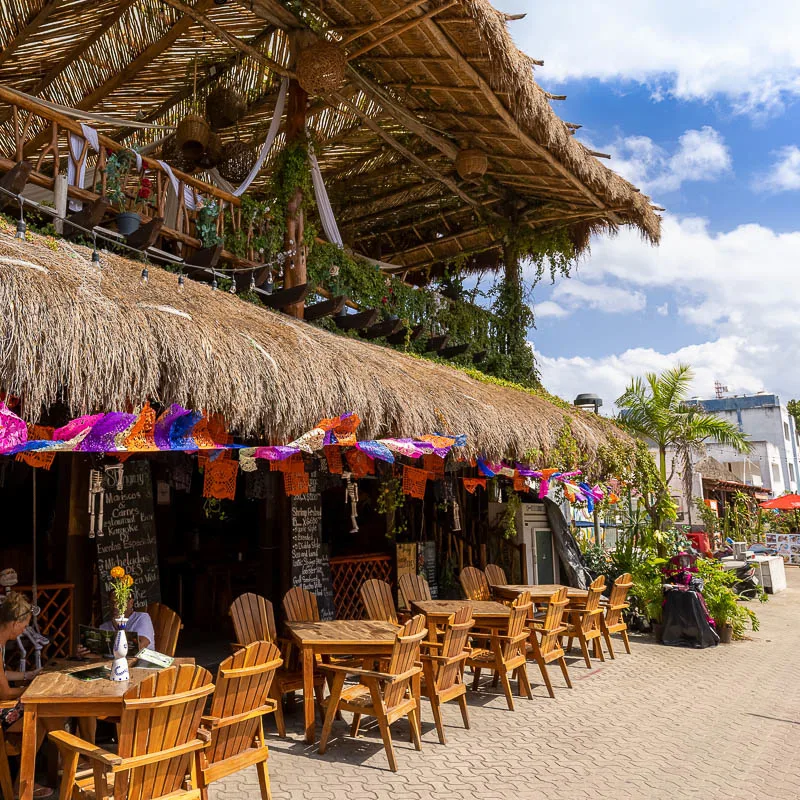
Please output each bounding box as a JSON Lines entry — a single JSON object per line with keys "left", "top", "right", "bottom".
{"left": 491, "top": 1, "right": 800, "bottom": 409}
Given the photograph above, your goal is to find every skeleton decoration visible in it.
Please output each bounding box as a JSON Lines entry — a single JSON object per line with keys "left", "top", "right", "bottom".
{"left": 444, "top": 477, "right": 462, "bottom": 532}
{"left": 0, "top": 568, "right": 48, "bottom": 672}
{"left": 344, "top": 472, "right": 359, "bottom": 533}
{"left": 88, "top": 463, "right": 124, "bottom": 538}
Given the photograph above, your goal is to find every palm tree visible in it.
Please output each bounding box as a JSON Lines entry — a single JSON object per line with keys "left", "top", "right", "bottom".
{"left": 616, "top": 365, "right": 750, "bottom": 523}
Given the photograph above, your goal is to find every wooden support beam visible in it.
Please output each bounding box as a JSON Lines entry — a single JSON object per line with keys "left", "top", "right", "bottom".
{"left": 331, "top": 90, "right": 484, "bottom": 211}
{"left": 422, "top": 17, "right": 615, "bottom": 217}
{"left": 23, "top": 0, "right": 217, "bottom": 156}
{"left": 0, "top": 0, "right": 63, "bottom": 69}
{"left": 0, "top": 0, "right": 138, "bottom": 127}
{"left": 160, "top": 0, "right": 291, "bottom": 78}
{"left": 342, "top": 0, "right": 428, "bottom": 45}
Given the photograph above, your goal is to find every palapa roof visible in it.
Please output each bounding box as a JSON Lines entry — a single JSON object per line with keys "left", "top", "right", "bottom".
{"left": 695, "top": 457, "right": 750, "bottom": 488}
{"left": 0, "top": 0, "right": 660, "bottom": 276}
{"left": 0, "top": 220, "right": 631, "bottom": 463}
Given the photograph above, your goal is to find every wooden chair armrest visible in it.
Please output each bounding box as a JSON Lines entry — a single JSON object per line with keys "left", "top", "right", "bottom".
{"left": 0, "top": 700, "right": 18, "bottom": 710}
{"left": 421, "top": 651, "right": 469, "bottom": 667}
{"left": 317, "top": 663, "right": 421, "bottom": 684}
{"left": 200, "top": 701, "right": 278, "bottom": 731}
{"left": 420, "top": 640, "right": 444, "bottom": 652}
{"left": 48, "top": 730, "right": 122, "bottom": 767}
{"left": 609, "top": 603, "right": 630, "bottom": 611}
{"left": 115, "top": 739, "right": 207, "bottom": 772}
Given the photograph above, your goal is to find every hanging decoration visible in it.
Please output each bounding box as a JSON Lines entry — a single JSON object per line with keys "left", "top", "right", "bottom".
{"left": 87, "top": 468, "right": 105, "bottom": 539}
{"left": 462, "top": 478, "right": 486, "bottom": 494}
{"left": 345, "top": 448, "right": 374, "bottom": 479}
{"left": 283, "top": 469, "right": 310, "bottom": 496}
{"left": 16, "top": 425, "right": 54, "bottom": 470}
{"left": 203, "top": 458, "right": 239, "bottom": 501}
{"left": 324, "top": 444, "right": 343, "bottom": 474}
{"left": 422, "top": 454, "right": 445, "bottom": 478}
{"left": 402, "top": 465, "right": 429, "bottom": 500}
{"left": 344, "top": 472, "right": 359, "bottom": 532}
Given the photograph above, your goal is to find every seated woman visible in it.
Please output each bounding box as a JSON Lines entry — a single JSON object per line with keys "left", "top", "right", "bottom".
{"left": 77, "top": 592, "right": 154, "bottom": 657}
{"left": 0, "top": 591, "right": 62, "bottom": 799}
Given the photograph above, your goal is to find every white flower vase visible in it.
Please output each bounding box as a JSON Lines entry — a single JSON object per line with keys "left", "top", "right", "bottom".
{"left": 111, "top": 617, "right": 130, "bottom": 681}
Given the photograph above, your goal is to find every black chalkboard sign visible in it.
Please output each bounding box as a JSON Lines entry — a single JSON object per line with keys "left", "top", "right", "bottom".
{"left": 421, "top": 540, "right": 438, "bottom": 599}
{"left": 96, "top": 460, "right": 161, "bottom": 620}
{"left": 291, "top": 470, "right": 335, "bottom": 620}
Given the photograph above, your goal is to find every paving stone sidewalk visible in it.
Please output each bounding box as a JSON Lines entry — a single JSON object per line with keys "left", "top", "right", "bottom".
{"left": 212, "top": 569, "right": 800, "bottom": 800}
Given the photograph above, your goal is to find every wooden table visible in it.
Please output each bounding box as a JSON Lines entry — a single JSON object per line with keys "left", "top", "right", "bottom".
{"left": 492, "top": 584, "right": 591, "bottom": 604}
{"left": 410, "top": 599, "right": 511, "bottom": 642}
{"left": 285, "top": 620, "right": 400, "bottom": 744}
{"left": 19, "top": 658, "right": 193, "bottom": 800}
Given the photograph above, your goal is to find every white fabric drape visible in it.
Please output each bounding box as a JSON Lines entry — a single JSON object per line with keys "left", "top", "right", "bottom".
{"left": 157, "top": 160, "right": 200, "bottom": 211}
{"left": 309, "top": 144, "right": 343, "bottom": 248}
{"left": 67, "top": 123, "right": 100, "bottom": 212}
{"left": 231, "top": 77, "right": 289, "bottom": 197}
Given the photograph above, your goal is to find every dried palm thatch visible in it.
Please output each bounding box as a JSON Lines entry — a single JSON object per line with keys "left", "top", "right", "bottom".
{"left": 0, "top": 222, "right": 631, "bottom": 465}
{"left": 0, "top": 0, "right": 660, "bottom": 279}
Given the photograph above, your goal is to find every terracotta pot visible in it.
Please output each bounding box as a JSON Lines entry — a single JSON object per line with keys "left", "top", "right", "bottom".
{"left": 718, "top": 623, "right": 733, "bottom": 643}
{"left": 116, "top": 212, "right": 141, "bottom": 235}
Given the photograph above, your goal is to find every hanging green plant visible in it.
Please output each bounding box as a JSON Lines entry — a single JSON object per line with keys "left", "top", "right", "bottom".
{"left": 196, "top": 199, "right": 222, "bottom": 248}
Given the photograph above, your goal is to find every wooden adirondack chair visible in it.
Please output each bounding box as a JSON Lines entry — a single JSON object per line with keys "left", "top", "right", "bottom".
{"left": 282, "top": 586, "right": 320, "bottom": 623}
{"left": 601, "top": 573, "right": 633, "bottom": 658}
{"left": 49, "top": 664, "right": 214, "bottom": 800}
{"left": 525, "top": 587, "right": 572, "bottom": 698}
{"left": 398, "top": 574, "right": 432, "bottom": 607}
{"left": 196, "top": 642, "right": 282, "bottom": 800}
{"left": 318, "top": 615, "right": 427, "bottom": 772}
{"left": 420, "top": 605, "right": 473, "bottom": 744}
{"left": 459, "top": 566, "right": 490, "bottom": 601}
{"left": 484, "top": 564, "right": 507, "bottom": 587}
{"left": 0, "top": 701, "right": 19, "bottom": 800}
{"left": 360, "top": 579, "right": 399, "bottom": 624}
{"left": 564, "top": 576, "right": 607, "bottom": 668}
{"left": 231, "top": 592, "right": 325, "bottom": 738}
{"left": 465, "top": 592, "right": 532, "bottom": 711}
{"left": 146, "top": 602, "right": 182, "bottom": 657}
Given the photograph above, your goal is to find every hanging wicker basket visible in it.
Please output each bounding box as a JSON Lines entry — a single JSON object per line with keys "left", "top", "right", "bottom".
{"left": 455, "top": 148, "right": 488, "bottom": 181}
{"left": 197, "top": 131, "right": 223, "bottom": 170}
{"left": 175, "top": 113, "right": 210, "bottom": 161}
{"left": 206, "top": 86, "right": 247, "bottom": 131}
{"left": 218, "top": 140, "right": 256, "bottom": 184}
{"left": 161, "top": 134, "right": 199, "bottom": 174}
{"left": 296, "top": 41, "right": 347, "bottom": 96}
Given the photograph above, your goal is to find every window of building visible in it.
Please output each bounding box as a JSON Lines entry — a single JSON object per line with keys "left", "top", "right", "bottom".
{"left": 772, "top": 463, "right": 781, "bottom": 482}
{"left": 790, "top": 463, "right": 796, "bottom": 483}
{"left": 785, "top": 421, "right": 791, "bottom": 440}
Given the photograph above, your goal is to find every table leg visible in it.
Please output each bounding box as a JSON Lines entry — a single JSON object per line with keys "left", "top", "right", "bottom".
{"left": 19, "top": 706, "right": 38, "bottom": 800}
{"left": 302, "top": 646, "right": 315, "bottom": 744}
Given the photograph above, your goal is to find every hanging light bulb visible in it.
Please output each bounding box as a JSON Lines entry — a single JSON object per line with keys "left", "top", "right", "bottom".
{"left": 264, "top": 273, "right": 274, "bottom": 294}
{"left": 91, "top": 234, "right": 100, "bottom": 264}
{"left": 211, "top": 270, "right": 218, "bottom": 290}
{"left": 177, "top": 272, "right": 185, "bottom": 292}
{"left": 140, "top": 266, "right": 149, "bottom": 285}
{"left": 228, "top": 279, "right": 236, "bottom": 295}
{"left": 15, "top": 199, "right": 26, "bottom": 241}
{"left": 249, "top": 272, "right": 256, "bottom": 291}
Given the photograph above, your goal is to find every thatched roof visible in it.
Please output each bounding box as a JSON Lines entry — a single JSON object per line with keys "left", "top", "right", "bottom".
{"left": 695, "top": 457, "right": 746, "bottom": 487}
{"left": 0, "top": 220, "right": 631, "bottom": 462}
{"left": 0, "top": 0, "right": 660, "bottom": 276}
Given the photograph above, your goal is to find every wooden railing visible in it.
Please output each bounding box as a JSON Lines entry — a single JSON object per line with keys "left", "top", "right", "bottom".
{"left": 0, "top": 85, "right": 259, "bottom": 267}
{"left": 329, "top": 553, "right": 393, "bottom": 619}
{"left": 14, "top": 583, "right": 74, "bottom": 663}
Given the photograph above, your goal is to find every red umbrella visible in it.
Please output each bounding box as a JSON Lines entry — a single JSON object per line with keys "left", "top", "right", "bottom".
{"left": 760, "top": 494, "right": 800, "bottom": 509}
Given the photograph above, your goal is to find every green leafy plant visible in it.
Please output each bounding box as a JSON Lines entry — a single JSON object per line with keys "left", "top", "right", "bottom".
{"left": 694, "top": 497, "right": 719, "bottom": 537}
{"left": 499, "top": 492, "right": 521, "bottom": 540}
{"left": 203, "top": 497, "right": 228, "bottom": 521}
{"left": 196, "top": 199, "right": 222, "bottom": 248}
{"left": 376, "top": 474, "right": 407, "bottom": 540}
{"left": 696, "top": 558, "right": 762, "bottom": 639}
{"left": 630, "top": 557, "right": 667, "bottom": 623}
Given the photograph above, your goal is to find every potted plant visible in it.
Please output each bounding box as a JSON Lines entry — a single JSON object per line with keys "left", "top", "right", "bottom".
{"left": 105, "top": 150, "right": 154, "bottom": 235}
{"left": 631, "top": 558, "right": 666, "bottom": 639}
{"left": 697, "top": 559, "right": 761, "bottom": 642}
{"left": 195, "top": 199, "right": 222, "bottom": 248}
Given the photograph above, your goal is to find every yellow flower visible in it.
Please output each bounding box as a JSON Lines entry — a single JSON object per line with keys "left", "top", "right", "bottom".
{"left": 123, "top": 574, "right": 134, "bottom": 587}
{"left": 110, "top": 566, "right": 125, "bottom": 579}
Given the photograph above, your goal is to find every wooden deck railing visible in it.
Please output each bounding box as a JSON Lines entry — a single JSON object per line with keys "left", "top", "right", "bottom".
{"left": 0, "top": 85, "right": 260, "bottom": 268}
{"left": 15, "top": 583, "right": 74, "bottom": 663}
{"left": 329, "top": 553, "right": 393, "bottom": 619}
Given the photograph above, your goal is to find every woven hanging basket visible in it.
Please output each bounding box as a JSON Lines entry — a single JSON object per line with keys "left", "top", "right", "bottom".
{"left": 296, "top": 41, "right": 347, "bottom": 96}
{"left": 197, "top": 131, "right": 223, "bottom": 170}
{"left": 175, "top": 113, "right": 210, "bottom": 161}
{"left": 455, "top": 148, "right": 488, "bottom": 181}
{"left": 161, "top": 134, "right": 199, "bottom": 174}
{"left": 206, "top": 85, "right": 247, "bottom": 131}
{"left": 218, "top": 140, "right": 256, "bottom": 184}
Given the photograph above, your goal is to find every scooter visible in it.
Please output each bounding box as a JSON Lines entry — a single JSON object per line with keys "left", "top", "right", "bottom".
{"left": 731, "top": 561, "right": 761, "bottom": 599}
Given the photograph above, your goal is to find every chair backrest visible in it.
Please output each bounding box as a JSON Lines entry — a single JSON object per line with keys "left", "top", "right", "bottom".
{"left": 580, "top": 577, "right": 606, "bottom": 633}
{"left": 484, "top": 564, "right": 507, "bottom": 587}
{"left": 282, "top": 587, "right": 320, "bottom": 623}
{"left": 606, "top": 573, "right": 633, "bottom": 627}
{"left": 436, "top": 605, "right": 473, "bottom": 692}
{"left": 538, "top": 587, "right": 569, "bottom": 657}
{"left": 459, "top": 566, "right": 490, "bottom": 601}
{"left": 146, "top": 602, "right": 181, "bottom": 657}
{"left": 118, "top": 664, "right": 214, "bottom": 800}
{"left": 230, "top": 593, "right": 277, "bottom": 645}
{"left": 206, "top": 641, "right": 282, "bottom": 765}
{"left": 502, "top": 591, "right": 532, "bottom": 660}
{"left": 360, "top": 579, "right": 398, "bottom": 624}
{"left": 398, "top": 573, "right": 432, "bottom": 607}
{"left": 384, "top": 614, "right": 427, "bottom": 709}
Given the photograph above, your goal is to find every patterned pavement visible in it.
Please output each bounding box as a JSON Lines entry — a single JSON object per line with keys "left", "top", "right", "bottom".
{"left": 212, "top": 568, "right": 800, "bottom": 800}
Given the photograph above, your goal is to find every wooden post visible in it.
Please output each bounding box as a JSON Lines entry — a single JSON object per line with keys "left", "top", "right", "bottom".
{"left": 53, "top": 172, "right": 67, "bottom": 234}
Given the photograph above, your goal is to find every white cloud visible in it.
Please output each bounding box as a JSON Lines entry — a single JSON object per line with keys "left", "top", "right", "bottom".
{"left": 549, "top": 280, "right": 646, "bottom": 315}
{"left": 588, "top": 126, "right": 732, "bottom": 195}
{"left": 656, "top": 303, "right": 669, "bottom": 316}
{"left": 535, "top": 300, "right": 569, "bottom": 319}
{"left": 757, "top": 145, "right": 800, "bottom": 192}
{"left": 532, "top": 213, "right": 800, "bottom": 405}
{"left": 494, "top": 0, "right": 800, "bottom": 115}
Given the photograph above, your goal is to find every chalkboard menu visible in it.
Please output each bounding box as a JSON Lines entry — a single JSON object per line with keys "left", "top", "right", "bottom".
{"left": 95, "top": 460, "right": 161, "bottom": 619}
{"left": 421, "top": 540, "right": 438, "bottom": 598}
{"left": 291, "top": 470, "right": 335, "bottom": 620}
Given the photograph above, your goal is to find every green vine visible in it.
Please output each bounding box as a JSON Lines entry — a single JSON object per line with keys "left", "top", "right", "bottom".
{"left": 196, "top": 200, "right": 222, "bottom": 248}
{"left": 499, "top": 491, "right": 521, "bottom": 539}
